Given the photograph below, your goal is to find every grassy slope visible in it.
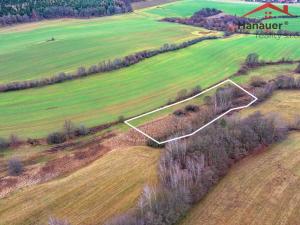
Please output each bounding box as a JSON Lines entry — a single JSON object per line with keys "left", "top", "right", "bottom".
{"left": 0, "top": 146, "right": 160, "bottom": 225}
{"left": 181, "top": 132, "right": 300, "bottom": 225}
{"left": 0, "top": 15, "right": 201, "bottom": 83}
{"left": 1, "top": 35, "right": 300, "bottom": 138}
{"left": 241, "top": 90, "right": 300, "bottom": 122}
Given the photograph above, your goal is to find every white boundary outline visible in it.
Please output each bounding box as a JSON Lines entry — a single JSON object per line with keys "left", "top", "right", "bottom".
{"left": 125, "top": 79, "right": 258, "bottom": 144}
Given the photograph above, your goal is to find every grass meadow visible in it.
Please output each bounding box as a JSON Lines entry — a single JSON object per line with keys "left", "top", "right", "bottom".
{"left": 241, "top": 90, "right": 300, "bottom": 122}
{"left": 0, "top": 34, "right": 300, "bottom": 138}
{"left": 180, "top": 132, "right": 300, "bottom": 225}
{"left": 1, "top": 0, "right": 299, "bottom": 84}
{"left": 145, "top": 0, "right": 300, "bottom": 18}
{"left": 0, "top": 146, "right": 160, "bottom": 225}
{"left": 0, "top": 15, "right": 202, "bottom": 83}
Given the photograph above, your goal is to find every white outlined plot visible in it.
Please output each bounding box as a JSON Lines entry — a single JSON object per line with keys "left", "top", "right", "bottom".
{"left": 125, "top": 79, "right": 258, "bottom": 145}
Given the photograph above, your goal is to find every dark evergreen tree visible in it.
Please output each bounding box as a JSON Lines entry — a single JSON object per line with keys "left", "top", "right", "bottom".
{"left": 0, "top": 0, "right": 133, "bottom": 26}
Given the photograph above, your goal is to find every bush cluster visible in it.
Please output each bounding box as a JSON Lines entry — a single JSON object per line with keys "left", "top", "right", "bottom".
{"left": 253, "top": 75, "right": 300, "bottom": 103}
{"left": 8, "top": 158, "right": 23, "bottom": 176}
{"left": 0, "top": 138, "right": 9, "bottom": 150}
{"left": 47, "top": 121, "right": 90, "bottom": 145}
{"left": 0, "top": 134, "right": 22, "bottom": 151}
{"left": 47, "top": 132, "right": 67, "bottom": 145}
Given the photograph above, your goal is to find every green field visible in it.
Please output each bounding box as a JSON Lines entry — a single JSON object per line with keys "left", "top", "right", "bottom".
{"left": 1, "top": 0, "right": 299, "bottom": 84}
{"left": 0, "top": 34, "right": 299, "bottom": 138}
{"left": 146, "top": 0, "right": 300, "bottom": 18}
{"left": 0, "top": 15, "right": 204, "bottom": 83}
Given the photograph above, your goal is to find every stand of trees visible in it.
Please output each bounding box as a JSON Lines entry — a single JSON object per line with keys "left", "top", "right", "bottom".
{"left": 0, "top": 36, "right": 218, "bottom": 93}
{"left": 106, "top": 73, "right": 300, "bottom": 225}
{"left": 0, "top": 0, "right": 132, "bottom": 26}
{"left": 235, "top": 53, "right": 299, "bottom": 76}
{"left": 162, "top": 8, "right": 259, "bottom": 33}
{"left": 106, "top": 111, "right": 288, "bottom": 225}
{"left": 162, "top": 8, "right": 300, "bottom": 36}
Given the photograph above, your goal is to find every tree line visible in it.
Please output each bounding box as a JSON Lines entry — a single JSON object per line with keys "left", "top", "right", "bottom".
{"left": 235, "top": 53, "right": 300, "bottom": 76}
{"left": 162, "top": 8, "right": 259, "bottom": 34}
{"left": 0, "top": 0, "right": 132, "bottom": 26}
{"left": 0, "top": 36, "right": 218, "bottom": 93}
{"left": 161, "top": 8, "right": 300, "bottom": 36}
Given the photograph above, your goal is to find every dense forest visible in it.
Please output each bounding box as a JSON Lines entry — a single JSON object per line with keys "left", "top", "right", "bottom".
{"left": 0, "top": 0, "right": 132, "bottom": 26}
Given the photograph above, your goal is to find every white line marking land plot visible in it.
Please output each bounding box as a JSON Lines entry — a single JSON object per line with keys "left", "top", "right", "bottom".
{"left": 125, "top": 79, "right": 258, "bottom": 145}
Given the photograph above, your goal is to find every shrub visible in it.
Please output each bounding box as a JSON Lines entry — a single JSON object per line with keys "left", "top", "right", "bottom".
{"left": 236, "top": 65, "right": 248, "bottom": 75}
{"left": 9, "top": 134, "right": 21, "bottom": 147}
{"left": 146, "top": 139, "right": 165, "bottom": 148}
{"left": 27, "top": 138, "right": 40, "bottom": 146}
{"left": 74, "top": 125, "right": 90, "bottom": 137}
{"left": 190, "top": 85, "right": 202, "bottom": 95}
{"left": 176, "top": 89, "right": 188, "bottom": 101}
{"left": 8, "top": 158, "right": 23, "bottom": 176}
{"left": 185, "top": 104, "right": 200, "bottom": 112}
{"left": 0, "top": 138, "right": 9, "bottom": 150}
{"left": 295, "top": 63, "right": 300, "bottom": 73}
{"left": 48, "top": 217, "right": 71, "bottom": 225}
{"left": 63, "top": 120, "right": 75, "bottom": 138}
{"left": 204, "top": 95, "right": 213, "bottom": 105}
{"left": 250, "top": 76, "right": 267, "bottom": 87}
{"left": 245, "top": 53, "right": 260, "bottom": 67}
{"left": 118, "top": 115, "right": 125, "bottom": 123}
{"left": 173, "top": 109, "right": 186, "bottom": 117}
{"left": 47, "top": 132, "right": 67, "bottom": 145}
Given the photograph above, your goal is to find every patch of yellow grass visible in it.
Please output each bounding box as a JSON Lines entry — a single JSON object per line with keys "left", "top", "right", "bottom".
{"left": 241, "top": 90, "right": 300, "bottom": 122}
{"left": 0, "top": 146, "right": 160, "bottom": 225}
{"left": 181, "top": 132, "right": 300, "bottom": 225}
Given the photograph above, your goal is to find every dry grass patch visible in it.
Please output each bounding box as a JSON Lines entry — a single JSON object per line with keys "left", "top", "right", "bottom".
{"left": 241, "top": 90, "right": 300, "bottom": 122}
{"left": 181, "top": 132, "right": 300, "bottom": 225}
{"left": 0, "top": 146, "right": 160, "bottom": 225}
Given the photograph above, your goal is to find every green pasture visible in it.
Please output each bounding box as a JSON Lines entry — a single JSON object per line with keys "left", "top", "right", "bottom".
{"left": 0, "top": 34, "right": 299, "bottom": 138}
{"left": 266, "top": 17, "right": 300, "bottom": 32}
{"left": 145, "top": 0, "right": 300, "bottom": 18}
{"left": 1, "top": 0, "right": 299, "bottom": 84}
{"left": 0, "top": 14, "right": 202, "bottom": 83}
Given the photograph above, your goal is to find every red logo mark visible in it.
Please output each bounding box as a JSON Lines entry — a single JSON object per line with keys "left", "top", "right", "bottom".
{"left": 242, "top": 3, "right": 294, "bottom": 19}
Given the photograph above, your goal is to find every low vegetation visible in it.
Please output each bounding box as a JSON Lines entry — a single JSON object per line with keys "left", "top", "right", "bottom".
{"left": 7, "top": 159, "right": 23, "bottom": 176}
{"left": 46, "top": 121, "right": 90, "bottom": 145}
{"left": 295, "top": 63, "right": 300, "bottom": 73}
